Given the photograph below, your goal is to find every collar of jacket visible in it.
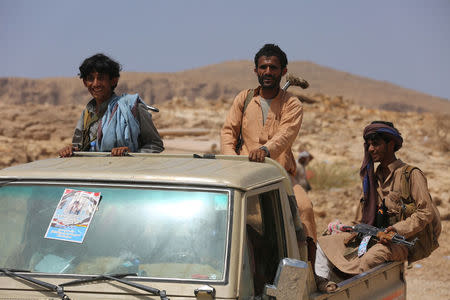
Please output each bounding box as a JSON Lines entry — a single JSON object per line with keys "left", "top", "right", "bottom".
{"left": 253, "top": 86, "right": 285, "bottom": 100}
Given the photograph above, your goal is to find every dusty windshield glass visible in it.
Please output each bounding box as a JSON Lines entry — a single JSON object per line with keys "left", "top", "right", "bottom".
{"left": 0, "top": 184, "right": 230, "bottom": 281}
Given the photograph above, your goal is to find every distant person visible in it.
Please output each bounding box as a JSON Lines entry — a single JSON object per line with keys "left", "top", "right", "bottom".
{"left": 295, "top": 149, "right": 314, "bottom": 192}
{"left": 59, "top": 53, "right": 163, "bottom": 157}
{"left": 314, "top": 121, "right": 441, "bottom": 293}
{"left": 220, "top": 43, "right": 317, "bottom": 261}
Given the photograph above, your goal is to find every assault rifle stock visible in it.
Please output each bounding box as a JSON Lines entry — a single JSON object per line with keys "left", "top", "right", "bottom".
{"left": 341, "top": 223, "right": 417, "bottom": 248}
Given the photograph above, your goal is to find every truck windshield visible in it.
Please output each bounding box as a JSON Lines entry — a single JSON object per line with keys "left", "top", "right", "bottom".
{"left": 0, "top": 184, "right": 230, "bottom": 282}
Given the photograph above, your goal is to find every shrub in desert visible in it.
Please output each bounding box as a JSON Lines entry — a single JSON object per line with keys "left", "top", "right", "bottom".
{"left": 434, "top": 113, "right": 450, "bottom": 152}
{"left": 380, "top": 102, "right": 425, "bottom": 113}
{"left": 308, "top": 161, "right": 359, "bottom": 191}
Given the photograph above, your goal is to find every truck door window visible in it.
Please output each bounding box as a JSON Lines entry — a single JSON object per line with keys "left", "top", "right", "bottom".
{"left": 246, "top": 190, "right": 286, "bottom": 295}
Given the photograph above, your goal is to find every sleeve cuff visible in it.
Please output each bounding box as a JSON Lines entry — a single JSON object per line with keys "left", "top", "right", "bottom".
{"left": 260, "top": 146, "right": 270, "bottom": 157}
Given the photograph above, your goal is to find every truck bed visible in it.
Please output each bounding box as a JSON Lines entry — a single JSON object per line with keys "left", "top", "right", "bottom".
{"left": 312, "top": 261, "right": 406, "bottom": 300}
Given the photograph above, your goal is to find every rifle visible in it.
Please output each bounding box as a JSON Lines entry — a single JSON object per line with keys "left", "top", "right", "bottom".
{"left": 341, "top": 223, "right": 418, "bottom": 248}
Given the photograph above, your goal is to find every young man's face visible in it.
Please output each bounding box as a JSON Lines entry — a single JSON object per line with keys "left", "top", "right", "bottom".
{"left": 367, "top": 138, "right": 394, "bottom": 163}
{"left": 83, "top": 71, "right": 118, "bottom": 103}
{"left": 254, "top": 56, "right": 287, "bottom": 89}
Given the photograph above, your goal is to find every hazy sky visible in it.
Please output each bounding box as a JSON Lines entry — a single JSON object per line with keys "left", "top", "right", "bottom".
{"left": 1, "top": 0, "right": 449, "bottom": 99}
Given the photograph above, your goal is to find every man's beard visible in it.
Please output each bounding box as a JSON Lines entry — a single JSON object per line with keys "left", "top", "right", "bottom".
{"left": 257, "top": 74, "right": 282, "bottom": 89}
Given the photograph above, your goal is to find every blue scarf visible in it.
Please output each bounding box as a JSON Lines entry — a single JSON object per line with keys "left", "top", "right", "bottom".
{"left": 98, "top": 94, "right": 141, "bottom": 152}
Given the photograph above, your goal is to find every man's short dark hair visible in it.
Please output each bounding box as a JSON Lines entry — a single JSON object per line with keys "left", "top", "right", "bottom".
{"left": 364, "top": 132, "right": 390, "bottom": 144}
{"left": 79, "top": 53, "right": 121, "bottom": 80}
{"left": 254, "top": 44, "right": 288, "bottom": 69}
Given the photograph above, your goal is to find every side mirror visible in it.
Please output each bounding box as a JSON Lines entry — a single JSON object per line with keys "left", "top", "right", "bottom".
{"left": 263, "top": 258, "right": 314, "bottom": 300}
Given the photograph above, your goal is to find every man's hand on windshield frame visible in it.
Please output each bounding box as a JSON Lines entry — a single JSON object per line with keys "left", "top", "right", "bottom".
{"left": 111, "top": 146, "right": 130, "bottom": 156}
{"left": 59, "top": 145, "right": 78, "bottom": 157}
{"left": 248, "top": 147, "right": 269, "bottom": 162}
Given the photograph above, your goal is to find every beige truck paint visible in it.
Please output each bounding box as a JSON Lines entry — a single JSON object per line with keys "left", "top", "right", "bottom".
{"left": 0, "top": 153, "right": 406, "bottom": 299}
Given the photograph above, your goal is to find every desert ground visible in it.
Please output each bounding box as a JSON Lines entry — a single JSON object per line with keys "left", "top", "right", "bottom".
{"left": 0, "top": 77, "right": 449, "bottom": 298}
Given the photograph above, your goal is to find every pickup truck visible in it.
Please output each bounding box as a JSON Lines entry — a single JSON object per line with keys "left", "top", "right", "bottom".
{"left": 0, "top": 153, "right": 406, "bottom": 299}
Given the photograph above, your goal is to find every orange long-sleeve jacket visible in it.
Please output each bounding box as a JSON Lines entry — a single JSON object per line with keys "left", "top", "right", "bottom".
{"left": 221, "top": 87, "right": 303, "bottom": 176}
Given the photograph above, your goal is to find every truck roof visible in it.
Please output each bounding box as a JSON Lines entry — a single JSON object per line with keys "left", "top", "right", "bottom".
{"left": 0, "top": 153, "right": 287, "bottom": 191}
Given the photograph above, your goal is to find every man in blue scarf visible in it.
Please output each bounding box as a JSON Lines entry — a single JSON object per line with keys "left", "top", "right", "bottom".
{"left": 59, "top": 53, "right": 164, "bottom": 157}
{"left": 359, "top": 121, "right": 404, "bottom": 225}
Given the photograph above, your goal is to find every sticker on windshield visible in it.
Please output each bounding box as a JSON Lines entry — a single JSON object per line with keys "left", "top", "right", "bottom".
{"left": 44, "top": 189, "right": 101, "bottom": 243}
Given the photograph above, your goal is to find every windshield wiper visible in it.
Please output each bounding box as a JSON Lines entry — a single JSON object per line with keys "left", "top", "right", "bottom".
{"left": 0, "top": 268, "right": 69, "bottom": 300}
{"left": 61, "top": 273, "right": 169, "bottom": 300}
{"left": 0, "top": 268, "right": 30, "bottom": 272}
{"left": 59, "top": 272, "right": 135, "bottom": 287}
{"left": 0, "top": 179, "right": 17, "bottom": 187}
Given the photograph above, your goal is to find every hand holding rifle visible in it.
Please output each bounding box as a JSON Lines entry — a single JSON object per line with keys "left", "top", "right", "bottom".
{"left": 378, "top": 226, "right": 397, "bottom": 245}
{"left": 340, "top": 223, "right": 417, "bottom": 248}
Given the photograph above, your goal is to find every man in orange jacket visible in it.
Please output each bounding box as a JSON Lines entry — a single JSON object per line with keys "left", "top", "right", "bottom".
{"left": 221, "top": 44, "right": 317, "bottom": 260}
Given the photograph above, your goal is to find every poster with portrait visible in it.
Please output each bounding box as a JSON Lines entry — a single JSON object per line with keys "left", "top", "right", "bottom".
{"left": 45, "top": 188, "right": 101, "bottom": 243}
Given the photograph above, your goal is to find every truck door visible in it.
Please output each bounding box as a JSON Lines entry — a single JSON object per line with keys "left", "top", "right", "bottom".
{"left": 241, "top": 187, "right": 287, "bottom": 297}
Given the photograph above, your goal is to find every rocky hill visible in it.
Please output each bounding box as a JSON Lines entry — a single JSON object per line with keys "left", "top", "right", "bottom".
{"left": 0, "top": 63, "right": 449, "bottom": 299}
{"left": 1, "top": 60, "right": 449, "bottom": 113}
